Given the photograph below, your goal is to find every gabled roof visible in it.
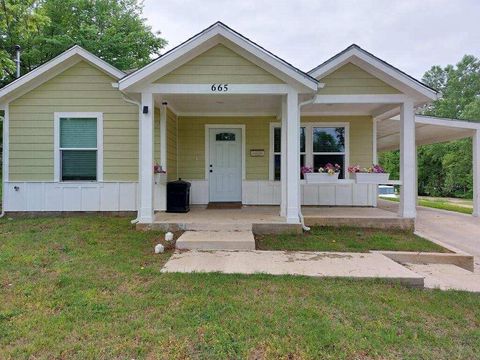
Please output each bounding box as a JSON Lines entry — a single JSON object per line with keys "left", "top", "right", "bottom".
{"left": 309, "top": 44, "right": 439, "bottom": 101}
{"left": 119, "top": 21, "right": 318, "bottom": 92}
{"left": 0, "top": 45, "right": 125, "bottom": 104}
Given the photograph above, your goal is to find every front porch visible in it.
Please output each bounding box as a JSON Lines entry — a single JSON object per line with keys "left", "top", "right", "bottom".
{"left": 138, "top": 204, "right": 412, "bottom": 233}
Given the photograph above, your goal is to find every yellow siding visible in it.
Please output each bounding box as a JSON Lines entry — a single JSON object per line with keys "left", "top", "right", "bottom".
{"left": 9, "top": 61, "right": 139, "bottom": 181}
{"left": 155, "top": 44, "right": 284, "bottom": 84}
{"left": 154, "top": 107, "right": 161, "bottom": 163}
{"left": 166, "top": 108, "right": 178, "bottom": 181}
{"left": 177, "top": 116, "right": 274, "bottom": 180}
{"left": 301, "top": 116, "right": 373, "bottom": 168}
{"left": 319, "top": 63, "right": 400, "bottom": 94}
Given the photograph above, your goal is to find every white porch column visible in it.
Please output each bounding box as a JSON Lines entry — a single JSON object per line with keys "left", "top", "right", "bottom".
{"left": 138, "top": 92, "right": 154, "bottom": 223}
{"left": 285, "top": 88, "right": 300, "bottom": 223}
{"left": 473, "top": 129, "right": 480, "bottom": 217}
{"left": 280, "top": 96, "right": 287, "bottom": 217}
{"left": 399, "top": 99, "right": 416, "bottom": 218}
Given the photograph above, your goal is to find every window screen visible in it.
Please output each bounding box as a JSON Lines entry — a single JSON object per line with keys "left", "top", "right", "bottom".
{"left": 60, "top": 117, "right": 97, "bottom": 181}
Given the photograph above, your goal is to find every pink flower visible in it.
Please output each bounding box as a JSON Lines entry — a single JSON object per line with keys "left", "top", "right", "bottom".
{"left": 301, "top": 166, "right": 313, "bottom": 175}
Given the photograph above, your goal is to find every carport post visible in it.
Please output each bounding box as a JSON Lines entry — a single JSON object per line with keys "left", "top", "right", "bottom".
{"left": 399, "top": 99, "right": 416, "bottom": 218}
{"left": 473, "top": 129, "right": 480, "bottom": 217}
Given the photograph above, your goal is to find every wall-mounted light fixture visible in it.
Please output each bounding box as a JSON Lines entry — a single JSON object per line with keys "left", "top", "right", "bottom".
{"left": 142, "top": 106, "right": 149, "bottom": 114}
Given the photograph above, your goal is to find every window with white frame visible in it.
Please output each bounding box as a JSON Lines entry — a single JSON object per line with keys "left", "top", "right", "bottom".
{"left": 55, "top": 113, "right": 102, "bottom": 181}
{"left": 312, "top": 126, "right": 346, "bottom": 179}
{"left": 272, "top": 126, "right": 306, "bottom": 180}
{"left": 271, "top": 123, "right": 347, "bottom": 180}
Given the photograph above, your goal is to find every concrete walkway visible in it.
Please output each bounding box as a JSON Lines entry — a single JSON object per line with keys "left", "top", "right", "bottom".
{"left": 162, "top": 250, "right": 424, "bottom": 287}
{"left": 379, "top": 200, "right": 480, "bottom": 270}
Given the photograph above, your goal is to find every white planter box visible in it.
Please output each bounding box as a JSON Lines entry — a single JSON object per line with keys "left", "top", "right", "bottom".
{"left": 305, "top": 172, "right": 339, "bottom": 183}
{"left": 353, "top": 172, "right": 390, "bottom": 184}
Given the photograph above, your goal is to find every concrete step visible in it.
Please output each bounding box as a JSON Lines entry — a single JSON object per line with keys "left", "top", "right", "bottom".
{"left": 176, "top": 230, "right": 256, "bottom": 250}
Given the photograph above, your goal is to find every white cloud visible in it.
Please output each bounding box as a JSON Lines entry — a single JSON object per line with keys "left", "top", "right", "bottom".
{"left": 143, "top": 0, "right": 480, "bottom": 79}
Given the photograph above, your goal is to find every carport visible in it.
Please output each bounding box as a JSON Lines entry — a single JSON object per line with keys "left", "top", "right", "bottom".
{"left": 376, "top": 114, "right": 480, "bottom": 217}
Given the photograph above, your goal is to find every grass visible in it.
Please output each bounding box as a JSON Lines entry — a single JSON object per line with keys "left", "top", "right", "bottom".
{"left": 380, "top": 196, "right": 473, "bottom": 215}
{"left": 256, "top": 226, "right": 448, "bottom": 252}
{"left": 1, "top": 215, "right": 479, "bottom": 359}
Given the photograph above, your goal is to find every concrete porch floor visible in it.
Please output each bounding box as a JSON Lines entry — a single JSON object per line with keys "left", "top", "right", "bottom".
{"left": 140, "top": 204, "right": 413, "bottom": 233}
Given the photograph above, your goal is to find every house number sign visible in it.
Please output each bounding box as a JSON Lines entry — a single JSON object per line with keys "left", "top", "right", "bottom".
{"left": 211, "top": 83, "right": 229, "bottom": 92}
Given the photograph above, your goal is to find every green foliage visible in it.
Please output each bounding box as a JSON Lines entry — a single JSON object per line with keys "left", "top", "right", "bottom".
{"left": 380, "top": 55, "right": 480, "bottom": 198}
{"left": 378, "top": 150, "right": 399, "bottom": 180}
{"left": 0, "top": 0, "right": 166, "bottom": 86}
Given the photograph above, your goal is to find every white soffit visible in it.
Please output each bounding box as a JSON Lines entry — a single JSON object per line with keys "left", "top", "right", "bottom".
{"left": 377, "top": 115, "right": 480, "bottom": 151}
{"left": 0, "top": 45, "right": 125, "bottom": 104}
{"left": 309, "top": 45, "right": 438, "bottom": 102}
{"left": 119, "top": 22, "right": 318, "bottom": 92}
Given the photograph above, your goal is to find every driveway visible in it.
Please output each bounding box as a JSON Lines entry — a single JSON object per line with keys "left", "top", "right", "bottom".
{"left": 379, "top": 199, "right": 480, "bottom": 271}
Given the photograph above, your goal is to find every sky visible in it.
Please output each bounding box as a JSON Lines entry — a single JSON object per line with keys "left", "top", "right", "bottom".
{"left": 143, "top": 0, "right": 480, "bottom": 80}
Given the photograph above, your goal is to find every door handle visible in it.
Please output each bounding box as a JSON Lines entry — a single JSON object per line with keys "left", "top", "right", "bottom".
{"left": 209, "top": 169, "right": 213, "bottom": 173}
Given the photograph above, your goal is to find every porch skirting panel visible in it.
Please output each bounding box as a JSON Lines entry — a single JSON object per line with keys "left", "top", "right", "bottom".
{"left": 3, "top": 182, "right": 138, "bottom": 212}
{"left": 187, "top": 180, "right": 377, "bottom": 206}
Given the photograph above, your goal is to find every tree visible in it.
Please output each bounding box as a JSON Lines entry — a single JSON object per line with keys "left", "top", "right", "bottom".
{"left": 380, "top": 55, "right": 480, "bottom": 198}
{"left": 0, "top": 0, "right": 49, "bottom": 80}
{"left": 0, "top": 0, "right": 167, "bottom": 86}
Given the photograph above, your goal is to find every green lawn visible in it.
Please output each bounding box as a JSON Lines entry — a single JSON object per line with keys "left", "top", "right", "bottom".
{"left": 380, "top": 196, "right": 473, "bottom": 215}
{"left": 1, "top": 216, "right": 479, "bottom": 359}
{"left": 256, "top": 226, "right": 448, "bottom": 252}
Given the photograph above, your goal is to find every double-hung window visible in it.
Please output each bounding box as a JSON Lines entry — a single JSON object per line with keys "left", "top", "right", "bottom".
{"left": 312, "top": 126, "right": 346, "bottom": 179}
{"left": 271, "top": 123, "right": 348, "bottom": 180}
{"left": 272, "top": 125, "right": 306, "bottom": 181}
{"left": 55, "top": 113, "right": 103, "bottom": 182}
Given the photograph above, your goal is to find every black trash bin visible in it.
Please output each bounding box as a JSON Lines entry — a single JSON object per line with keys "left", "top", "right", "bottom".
{"left": 166, "top": 179, "right": 191, "bottom": 213}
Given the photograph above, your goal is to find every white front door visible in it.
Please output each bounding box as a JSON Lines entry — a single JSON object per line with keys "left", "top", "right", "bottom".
{"left": 208, "top": 128, "right": 242, "bottom": 202}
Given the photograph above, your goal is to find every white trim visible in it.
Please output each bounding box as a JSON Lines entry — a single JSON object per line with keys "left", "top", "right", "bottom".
{"left": 301, "top": 111, "right": 372, "bottom": 116}
{"left": 269, "top": 122, "right": 280, "bottom": 181}
{"left": 204, "top": 124, "right": 246, "bottom": 181}
{"left": 314, "top": 94, "right": 409, "bottom": 104}
{"left": 372, "top": 118, "right": 378, "bottom": 164}
{"left": 0, "top": 45, "right": 124, "bottom": 103}
{"left": 269, "top": 121, "right": 350, "bottom": 180}
{"left": 119, "top": 22, "right": 317, "bottom": 91}
{"left": 386, "top": 114, "right": 480, "bottom": 130}
{"left": 473, "top": 130, "right": 480, "bottom": 217}
{"left": 54, "top": 112, "right": 103, "bottom": 183}
{"left": 177, "top": 111, "right": 278, "bottom": 117}
{"left": 140, "top": 83, "right": 290, "bottom": 95}
{"left": 415, "top": 115, "right": 480, "bottom": 130}
{"left": 308, "top": 45, "right": 438, "bottom": 100}
{"left": 2, "top": 103, "right": 9, "bottom": 211}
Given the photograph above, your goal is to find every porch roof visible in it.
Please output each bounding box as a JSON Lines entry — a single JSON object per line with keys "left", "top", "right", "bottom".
{"left": 377, "top": 115, "right": 480, "bottom": 152}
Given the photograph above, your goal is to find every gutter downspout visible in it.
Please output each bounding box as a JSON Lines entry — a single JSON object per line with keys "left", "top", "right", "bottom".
{"left": 297, "top": 85, "right": 324, "bottom": 231}
{"left": 119, "top": 87, "right": 142, "bottom": 224}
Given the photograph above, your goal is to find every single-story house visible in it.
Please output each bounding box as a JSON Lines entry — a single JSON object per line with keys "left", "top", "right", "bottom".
{"left": 1, "top": 22, "right": 479, "bottom": 229}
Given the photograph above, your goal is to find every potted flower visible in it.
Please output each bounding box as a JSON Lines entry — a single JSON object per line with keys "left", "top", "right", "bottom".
{"left": 348, "top": 164, "right": 390, "bottom": 184}
{"left": 304, "top": 163, "right": 341, "bottom": 183}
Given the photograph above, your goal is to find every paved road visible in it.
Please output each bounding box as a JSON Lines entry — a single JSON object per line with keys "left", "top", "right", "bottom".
{"left": 379, "top": 199, "right": 480, "bottom": 271}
